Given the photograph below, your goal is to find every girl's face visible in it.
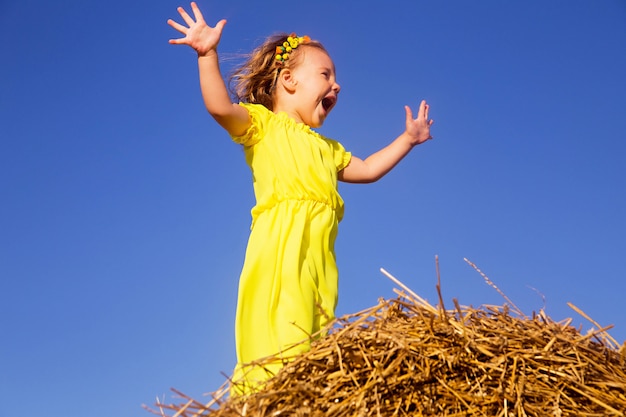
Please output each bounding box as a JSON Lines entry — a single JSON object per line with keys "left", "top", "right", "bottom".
{"left": 287, "top": 47, "right": 341, "bottom": 128}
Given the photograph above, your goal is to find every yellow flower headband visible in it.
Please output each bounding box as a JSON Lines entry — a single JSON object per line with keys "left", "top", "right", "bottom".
{"left": 275, "top": 33, "right": 311, "bottom": 65}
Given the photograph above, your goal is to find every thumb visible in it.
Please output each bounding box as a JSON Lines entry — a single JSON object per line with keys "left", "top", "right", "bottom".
{"left": 215, "top": 19, "right": 227, "bottom": 32}
{"left": 404, "top": 105, "right": 414, "bottom": 125}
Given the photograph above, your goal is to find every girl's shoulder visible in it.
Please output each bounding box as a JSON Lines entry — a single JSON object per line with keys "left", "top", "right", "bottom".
{"left": 239, "top": 102, "right": 271, "bottom": 117}
{"left": 236, "top": 102, "right": 312, "bottom": 138}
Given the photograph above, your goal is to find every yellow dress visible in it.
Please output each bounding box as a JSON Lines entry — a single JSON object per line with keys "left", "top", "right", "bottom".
{"left": 230, "top": 103, "right": 351, "bottom": 393}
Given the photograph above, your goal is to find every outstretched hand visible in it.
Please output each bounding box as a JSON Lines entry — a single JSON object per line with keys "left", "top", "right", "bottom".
{"left": 405, "top": 100, "right": 434, "bottom": 146}
{"left": 167, "top": 2, "right": 226, "bottom": 57}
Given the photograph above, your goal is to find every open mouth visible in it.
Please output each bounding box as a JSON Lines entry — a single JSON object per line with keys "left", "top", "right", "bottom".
{"left": 322, "top": 96, "right": 336, "bottom": 113}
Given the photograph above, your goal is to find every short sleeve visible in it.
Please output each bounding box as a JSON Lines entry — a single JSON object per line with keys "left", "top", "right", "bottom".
{"left": 327, "top": 138, "right": 352, "bottom": 172}
{"left": 231, "top": 103, "right": 269, "bottom": 147}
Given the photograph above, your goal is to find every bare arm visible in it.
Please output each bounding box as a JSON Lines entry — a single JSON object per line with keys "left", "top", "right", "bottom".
{"left": 338, "top": 100, "right": 434, "bottom": 183}
{"left": 168, "top": 2, "right": 250, "bottom": 136}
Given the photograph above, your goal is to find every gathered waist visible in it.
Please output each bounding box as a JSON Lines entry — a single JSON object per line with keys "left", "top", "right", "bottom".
{"left": 250, "top": 197, "right": 344, "bottom": 228}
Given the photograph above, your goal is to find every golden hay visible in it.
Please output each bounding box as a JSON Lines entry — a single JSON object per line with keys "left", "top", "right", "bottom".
{"left": 148, "top": 265, "right": 626, "bottom": 417}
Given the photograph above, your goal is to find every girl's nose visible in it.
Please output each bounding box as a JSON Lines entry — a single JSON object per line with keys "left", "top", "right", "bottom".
{"left": 333, "top": 82, "right": 341, "bottom": 94}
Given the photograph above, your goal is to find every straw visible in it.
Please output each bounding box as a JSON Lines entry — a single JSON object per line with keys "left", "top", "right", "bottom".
{"left": 145, "top": 264, "right": 626, "bottom": 417}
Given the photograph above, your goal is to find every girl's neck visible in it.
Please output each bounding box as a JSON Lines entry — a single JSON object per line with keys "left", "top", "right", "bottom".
{"left": 272, "top": 103, "right": 305, "bottom": 125}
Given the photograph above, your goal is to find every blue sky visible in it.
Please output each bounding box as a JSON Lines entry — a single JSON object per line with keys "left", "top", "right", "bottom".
{"left": 1, "top": 1, "right": 625, "bottom": 416}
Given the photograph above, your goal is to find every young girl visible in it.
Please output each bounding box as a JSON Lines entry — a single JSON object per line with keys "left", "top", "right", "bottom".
{"left": 167, "top": 2, "right": 433, "bottom": 393}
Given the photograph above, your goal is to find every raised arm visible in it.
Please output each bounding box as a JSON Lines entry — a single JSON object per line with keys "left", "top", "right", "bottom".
{"left": 168, "top": 2, "right": 250, "bottom": 136}
{"left": 338, "top": 100, "right": 434, "bottom": 183}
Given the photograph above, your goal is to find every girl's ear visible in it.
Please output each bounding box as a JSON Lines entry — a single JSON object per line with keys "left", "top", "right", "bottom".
{"left": 278, "top": 69, "right": 298, "bottom": 92}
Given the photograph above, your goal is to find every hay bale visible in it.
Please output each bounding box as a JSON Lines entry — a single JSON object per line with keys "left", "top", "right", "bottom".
{"left": 149, "top": 268, "right": 626, "bottom": 416}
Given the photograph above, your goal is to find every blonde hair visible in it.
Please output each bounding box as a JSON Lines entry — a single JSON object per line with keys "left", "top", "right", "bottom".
{"left": 229, "top": 33, "right": 327, "bottom": 111}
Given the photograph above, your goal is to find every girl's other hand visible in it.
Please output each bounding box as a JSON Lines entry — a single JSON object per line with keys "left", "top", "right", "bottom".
{"left": 405, "top": 100, "right": 434, "bottom": 146}
{"left": 167, "top": 2, "right": 226, "bottom": 57}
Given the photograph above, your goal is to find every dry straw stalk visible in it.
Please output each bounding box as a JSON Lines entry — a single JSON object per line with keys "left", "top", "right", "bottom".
{"left": 147, "top": 265, "right": 626, "bottom": 417}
